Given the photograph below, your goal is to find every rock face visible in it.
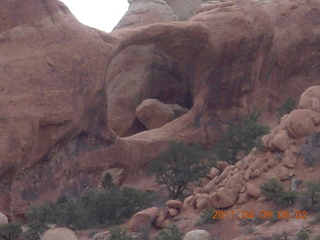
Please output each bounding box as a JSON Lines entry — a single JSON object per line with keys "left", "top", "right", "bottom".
{"left": 1, "top": 0, "right": 320, "bottom": 220}
{"left": 41, "top": 228, "right": 78, "bottom": 240}
{"left": 136, "top": 99, "right": 175, "bottom": 129}
{"left": 108, "top": 0, "right": 191, "bottom": 136}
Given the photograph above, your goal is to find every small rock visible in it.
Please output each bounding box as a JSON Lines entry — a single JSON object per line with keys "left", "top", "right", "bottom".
{"left": 246, "top": 183, "right": 260, "bottom": 198}
{"left": 166, "top": 200, "right": 183, "bottom": 210}
{"left": 235, "top": 160, "right": 248, "bottom": 170}
{"left": 271, "top": 130, "right": 290, "bottom": 152}
{"left": 238, "top": 192, "right": 249, "bottom": 205}
{"left": 183, "top": 195, "right": 195, "bottom": 208}
{"left": 183, "top": 230, "right": 210, "bottom": 240}
{"left": 251, "top": 169, "right": 261, "bottom": 178}
{"left": 267, "top": 158, "right": 278, "bottom": 168}
{"left": 209, "top": 167, "right": 220, "bottom": 179}
{"left": 258, "top": 196, "right": 267, "bottom": 202}
{"left": 217, "top": 161, "right": 230, "bottom": 172}
{"left": 168, "top": 207, "right": 179, "bottom": 217}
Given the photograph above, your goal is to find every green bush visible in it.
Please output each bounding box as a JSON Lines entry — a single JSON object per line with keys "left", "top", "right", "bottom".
{"left": 102, "top": 172, "right": 116, "bottom": 189}
{"left": 23, "top": 202, "right": 53, "bottom": 240}
{"left": 260, "top": 178, "right": 284, "bottom": 201}
{"left": 269, "top": 211, "right": 281, "bottom": 224}
{"left": 109, "top": 227, "right": 133, "bottom": 240}
{"left": 313, "top": 234, "right": 320, "bottom": 240}
{"left": 297, "top": 231, "right": 309, "bottom": 240}
{"left": 148, "top": 141, "right": 210, "bottom": 199}
{"left": 301, "top": 131, "right": 320, "bottom": 167}
{"left": 0, "top": 223, "right": 22, "bottom": 240}
{"left": 155, "top": 224, "right": 183, "bottom": 240}
{"left": 215, "top": 107, "right": 269, "bottom": 164}
{"left": 277, "top": 97, "right": 296, "bottom": 118}
{"left": 23, "top": 187, "right": 152, "bottom": 238}
{"left": 260, "top": 178, "right": 297, "bottom": 207}
{"left": 298, "top": 180, "right": 320, "bottom": 212}
{"left": 195, "top": 208, "right": 220, "bottom": 226}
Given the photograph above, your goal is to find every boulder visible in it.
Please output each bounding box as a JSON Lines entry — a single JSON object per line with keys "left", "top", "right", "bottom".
{"left": 225, "top": 172, "right": 244, "bottom": 189}
{"left": 0, "top": 212, "right": 8, "bottom": 225}
{"left": 203, "top": 179, "right": 217, "bottom": 192}
{"left": 168, "top": 207, "right": 179, "bottom": 217}
{"left": 251, "top": 169, "right": 261, "bottom": 178}
{"left": 183, "top": 230, "right": 210, "bottom": 240}
{"left": 166, "top": 200, "right": 183, "bottom": 210}
{"left": 129, "top": 207, "right": 159, "bottom": 231}
{"left": 267, "top": 158, "right": 278, "bottom": 168}
{"left": 246, "top": 183, "right": 261, "bottom": 198}
{"left": 238, "top": 192, "right": 249, "bottom": 205}
{"left": 183, "top": 195, "right": 196, "bottom": 208}
{"left": 217, "top": 161, "right": 230, "bottom": 172}
{"left": 41, "top": 228, "right": 78, "bottom": 240}
{"left": 209, "top": 187, "right": 239, "bottom": 208}
{"left": 167, "top": 104, "right": 189, "bottom": 118}
{"left": 299, "top": 86, "right": 320, "bottom": 113}
{"left": 285, "top": 110, "right": 320, "bottom": 139}
{"left": 208, "top": 167, "right": 220, "bottom": 179}
{"left": 154, "top": 208, "right": 168, "bottom": 228}
{"left": 136, "top": 99, "right": 175, "bottom": 129}
{"left": 277, "top": 165, "right": 290, "bottom": 180}
{"left": 271, "top": 130, "right": 290, "bottom": 152}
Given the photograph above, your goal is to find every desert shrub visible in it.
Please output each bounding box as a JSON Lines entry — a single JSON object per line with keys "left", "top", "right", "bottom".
{"left": 298, "top": 180, "right": 320, "bottom": 212}
{"left": 260, "top": 178, "right": 284, "bottom": 201}
{"left": 301, "top": 131, "right": 320, "bottom": 166}
{"left": 297, "top": 231, "right": 309, "bottom": 240}
{"left": 195, "top": 208, "right": 220, "bottom": 226}
{"left": 260, "top": 178, "right": 297, "bottom": 207}
{"left": 277, "top": 97, "right": 296, "bottom": 118}
{"left": 155, "top": 224, "right": 183, "bottom": 240}
{"left": 23, "top": 202, "right": 53, "bottom": 240}
{"left": 0, "top": 223, "right": 22, "bottom": 240}
{"left": 109, "top": 227, "right": 133, "bottom": 240}
{"left": 269, "top": 211, "right": 281, "bottom": 224}
{"left": 102, "top": 172, "right": 116, "bottom": 189}
{"left": 23, "top": 187, "right": 152, "bottom": 239}
{"left": 243, "top": 226, "right": 255, "bottom": 234}
{"left": 313, "top": 234, "right": 320, "bottom": 240}
{"left": 148, "top": 141, "right": 210, "bottom": 199}
{"left": 214, "top": 107, "right": 269, "bottom": 164}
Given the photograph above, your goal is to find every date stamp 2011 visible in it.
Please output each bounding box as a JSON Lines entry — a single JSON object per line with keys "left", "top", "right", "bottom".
{"left": 212, "top": 210, "right": 307, "bottom": 220}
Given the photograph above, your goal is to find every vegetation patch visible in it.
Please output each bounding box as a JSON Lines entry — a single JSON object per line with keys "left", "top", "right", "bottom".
{"left": 23, "top": 186, "right": 152, "bottom": 240}
{"left": 148, "top": 141, "right": 210, "bottom": 199}
{"left": 155, "top": 224, "right": 183, "bottom": 240}
{"left": 214, "top": 107, "right": 269, "bottom": 164}
{"left": 301, "top": 131, "right": 320, "bottom": 167}
{"left": 260, "top": 178, "right": 297, "bottom": 207}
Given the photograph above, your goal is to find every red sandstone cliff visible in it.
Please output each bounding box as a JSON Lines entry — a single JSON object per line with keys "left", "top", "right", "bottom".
{"left": 0, "top": 0, "right": 320, "bottom": 221}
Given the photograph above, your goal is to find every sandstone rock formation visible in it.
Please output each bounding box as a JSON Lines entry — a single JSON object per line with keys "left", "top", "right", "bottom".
{"left": 129, "top": 207, "right": 159, "bottom": 231}
{"left": 136, "top": 99, "right": 175, "bottom": 129}
{"left": 1, "top": 0, "right": 320, "bottom": 221}
{"left": 41, "top": 227, "right": 78, "bottom": 240}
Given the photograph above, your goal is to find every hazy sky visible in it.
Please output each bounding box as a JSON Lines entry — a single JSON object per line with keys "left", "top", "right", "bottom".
{"left": 60, "top": 0, "right": 129, "bottom": 32}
